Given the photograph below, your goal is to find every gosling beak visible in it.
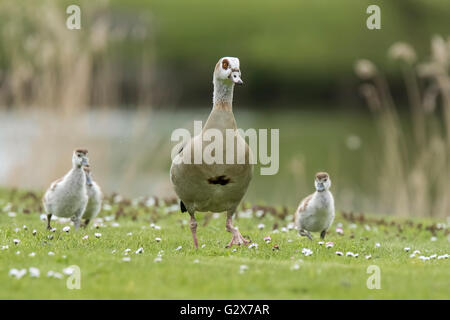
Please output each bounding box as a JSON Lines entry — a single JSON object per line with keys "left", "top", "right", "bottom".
{"left": 229, "top": 70, "right": 243, "bottom": 85}
{"left": 81, "top": 158, "right": 89, "bottom": 166}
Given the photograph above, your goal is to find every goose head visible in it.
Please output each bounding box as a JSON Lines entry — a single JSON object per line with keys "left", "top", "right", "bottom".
{"left": 315, "top": 172, "right": 331, "bottom": 192}
{"left": 72, "top": 149, "right": 89, "bottom": 168}
{"left": 213, "top": 57, "right": 243, "bottom": 86}
{"left": 83, "top": 165, "right": 93, "bottom": 186}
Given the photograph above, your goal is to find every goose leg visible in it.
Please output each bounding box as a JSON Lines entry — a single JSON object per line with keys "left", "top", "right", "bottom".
{"left": 320, "top": 230, "right": 327, "bottom": 239}
{"left": 189, "top": 212, "right": 199, "bottom": 249}
{"left": 299, "top": 229, "right": 313, "bottom": 240}
{"left": 72, "top": 217, "right": 81, "bottom": 230}
{"left": 83, "top": 219, "right": 90, "bottom": 228}
{"left": 47, "top": 214, "right": 52, "bottom": 230}
{"left": 71, "top": 209, "right": 83, "bottom": 230}
{"left": 225, "top": 211, "right": 250, "bottom": 248}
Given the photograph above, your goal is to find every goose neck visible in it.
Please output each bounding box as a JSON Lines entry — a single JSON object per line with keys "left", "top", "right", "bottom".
{"left": 213, "top": 79, "right": 234, "bottom": 111}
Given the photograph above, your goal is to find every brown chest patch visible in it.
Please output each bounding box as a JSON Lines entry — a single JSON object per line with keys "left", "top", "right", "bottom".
{"left": 207, "top": 175, "right": 231, "bottom": 185}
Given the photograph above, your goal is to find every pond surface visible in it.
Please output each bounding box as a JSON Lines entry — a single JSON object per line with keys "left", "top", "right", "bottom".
{"left": 0, "top": 107, "right": 380, "bottom": 213}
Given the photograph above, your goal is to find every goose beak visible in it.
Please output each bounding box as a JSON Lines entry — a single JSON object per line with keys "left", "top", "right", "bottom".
{"left": 229, "top": 71, "right": 243, "bottom": 85}
{"left": 81, "top": 158, "right": 89, "bottom": 166}
{"left": 86, "top": 175, "right": 93, "bottom": 186}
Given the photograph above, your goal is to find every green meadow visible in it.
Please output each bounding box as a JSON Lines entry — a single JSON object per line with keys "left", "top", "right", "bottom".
{"left": 0, "top": 188, "right": 448, "bottom": 299}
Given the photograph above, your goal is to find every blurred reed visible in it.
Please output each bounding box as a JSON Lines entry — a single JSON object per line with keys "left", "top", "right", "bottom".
{"left": 1, "top": 1, "right": 448, "bottom": 217}
{"left": 355, "top": 35, "right": 450, "bottom": 217}
{"left": 0, "top": 0, "right": 165, "bottom": 199}
{"left": 0, "top": 0, "right": 153, "bottom": 112}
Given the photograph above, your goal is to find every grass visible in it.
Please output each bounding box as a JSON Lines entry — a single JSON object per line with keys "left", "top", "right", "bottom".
{"left": 0, "top": 188, "right": 448, "bottom": 299}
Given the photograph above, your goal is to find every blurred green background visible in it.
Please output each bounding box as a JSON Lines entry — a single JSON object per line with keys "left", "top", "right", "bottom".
{"left": 0, "top": 0, "right": 449, "bottom": 217}
{"left": 1, "top": 0, "right": 449, "bottom": 107}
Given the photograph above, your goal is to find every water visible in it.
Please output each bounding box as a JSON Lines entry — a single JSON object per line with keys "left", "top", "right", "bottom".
{"left": 0, "top": 108, "right": 378, "bottom": 213}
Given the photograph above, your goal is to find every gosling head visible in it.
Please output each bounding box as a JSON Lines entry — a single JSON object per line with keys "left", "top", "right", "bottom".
{"left": 83, "top": 165, "right": 93, "bottom": 186}
{"left": 213, "top": 57, "right": 243, "bottom": 86}
{"left": 315, "top": 172, "right": 331, "bottom": 192}
{"left": 72, "top": 149, "right": 89, "bottom": 168}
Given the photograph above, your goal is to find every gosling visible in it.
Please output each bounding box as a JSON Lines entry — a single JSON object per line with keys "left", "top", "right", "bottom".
{"left": 43, "top": 149, "right": 89, "bottom": 230}
{"left": 295, "top": 172, "right": 335, "bottom": 240}
{"left": 81, "top": 165, "right": 102, "bottom": 227}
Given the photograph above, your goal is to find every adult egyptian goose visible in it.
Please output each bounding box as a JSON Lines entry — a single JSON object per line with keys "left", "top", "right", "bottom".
{"left": 81, "top": 165, "right": 102, "bottom": 227}
{"left": 295, "top": 172, "right": 335, "bottom": 240}
{"left": 43, "top": 149, "right": 89, "bottom": 230}
{"left": 170, "top": 57, "right": 253, "bottom": 249}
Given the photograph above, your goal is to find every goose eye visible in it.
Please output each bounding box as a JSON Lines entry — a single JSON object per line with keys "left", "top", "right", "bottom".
{"left": 222, "top": 59, "right": 229, "bottom": 70}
